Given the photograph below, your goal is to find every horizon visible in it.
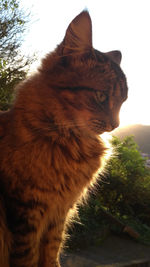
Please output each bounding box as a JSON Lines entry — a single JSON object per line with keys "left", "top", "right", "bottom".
{"left": 115, "top": 123, "right": 150, "bottom": 130}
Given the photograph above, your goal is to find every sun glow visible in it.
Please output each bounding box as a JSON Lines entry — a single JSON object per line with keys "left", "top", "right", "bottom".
{"left": 119, "top": 98, "right": 150, "bottom": 127}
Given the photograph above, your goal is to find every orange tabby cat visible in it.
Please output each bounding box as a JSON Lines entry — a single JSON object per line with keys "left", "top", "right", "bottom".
{"left": 0, "top": 11, "right": 128, "bottom": 267}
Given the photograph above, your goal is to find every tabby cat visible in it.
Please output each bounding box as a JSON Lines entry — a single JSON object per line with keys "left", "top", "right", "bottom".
{"left": 0, "top": 11, "right": 128, "bottom": 267}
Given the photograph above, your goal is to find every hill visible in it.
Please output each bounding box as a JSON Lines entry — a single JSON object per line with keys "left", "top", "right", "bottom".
{"left": 112, "top": 124, "right": 150, "bottom": 154}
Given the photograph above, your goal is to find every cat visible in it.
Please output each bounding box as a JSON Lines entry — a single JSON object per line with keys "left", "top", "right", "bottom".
{"left": 0, "top": 11, "right": 128, "bottom": 267}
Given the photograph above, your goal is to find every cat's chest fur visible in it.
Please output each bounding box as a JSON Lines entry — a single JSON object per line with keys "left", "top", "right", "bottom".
{"left": 0, "top": 131, "right": 104, "bottom": 202}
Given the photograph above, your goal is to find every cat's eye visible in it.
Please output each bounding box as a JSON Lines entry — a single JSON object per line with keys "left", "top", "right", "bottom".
{"left": 95, "top": 91, "right": 107, "bottom": 103}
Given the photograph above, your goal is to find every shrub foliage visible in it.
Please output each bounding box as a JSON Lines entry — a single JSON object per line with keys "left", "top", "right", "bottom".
{"left": 68, "top": 136, "right": 150, "bottom": 249}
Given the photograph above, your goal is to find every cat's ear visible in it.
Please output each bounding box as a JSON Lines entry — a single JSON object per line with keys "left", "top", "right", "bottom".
{"left": 106, "top": 51, "right": 122, "bottom": 65}
{"left": 62, "top": 11, "right": 92, "bottom": 55}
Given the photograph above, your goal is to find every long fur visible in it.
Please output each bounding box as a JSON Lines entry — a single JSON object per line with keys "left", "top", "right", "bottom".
{"left": 0, "top": 11, "right": 128, "bottom": 267}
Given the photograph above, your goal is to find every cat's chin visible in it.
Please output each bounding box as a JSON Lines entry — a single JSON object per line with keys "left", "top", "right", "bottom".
{"left": 104, "top": 126, "right": 114, "bottom": 133}
{"left": 103, "top": 124, "right": 119, "bottom": 133}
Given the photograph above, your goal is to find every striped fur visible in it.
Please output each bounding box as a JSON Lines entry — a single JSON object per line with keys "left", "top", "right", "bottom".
{"left": 0, "top": 11, "right": 128, "bottom": 267}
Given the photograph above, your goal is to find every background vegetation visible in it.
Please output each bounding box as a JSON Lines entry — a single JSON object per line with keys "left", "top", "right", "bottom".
{"left": 114, "top": 124, "right": 150, "bottom": 154}
{"left": 0, "top": 0, "right": 34, "bottom": 110}
{"left": 67, "top": 136, "right": 150, "bottom": 250}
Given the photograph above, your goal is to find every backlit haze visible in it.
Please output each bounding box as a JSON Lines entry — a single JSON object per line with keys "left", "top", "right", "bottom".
{"left": 21, "top": 0, "right": 150, "bottom": 127}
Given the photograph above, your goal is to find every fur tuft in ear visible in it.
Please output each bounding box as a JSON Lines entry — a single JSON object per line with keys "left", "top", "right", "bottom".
{"left": 62, "top": 11, "right": 92, "bottom": 55}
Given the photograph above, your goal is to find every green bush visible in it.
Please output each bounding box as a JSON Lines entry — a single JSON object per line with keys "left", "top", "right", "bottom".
{"left": 98, "top": 136, "right": 150, "bottom": 224}
{"left": 67, "top": 136, "right": 150, "bottom": 250}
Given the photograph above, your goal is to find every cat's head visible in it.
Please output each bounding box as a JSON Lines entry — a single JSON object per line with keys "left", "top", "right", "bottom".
{"left": 40, "top": 11, "right": 128, "bottom": 136}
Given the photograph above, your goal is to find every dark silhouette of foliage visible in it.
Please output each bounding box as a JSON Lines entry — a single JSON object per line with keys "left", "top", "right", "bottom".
{"left": 0, "top": 0, "right": 34, "bottom": 110}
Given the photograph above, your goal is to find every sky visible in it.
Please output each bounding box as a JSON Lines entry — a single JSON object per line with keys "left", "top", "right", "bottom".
{"left": 21, "top": 0, "right": 150, "bottom": 127}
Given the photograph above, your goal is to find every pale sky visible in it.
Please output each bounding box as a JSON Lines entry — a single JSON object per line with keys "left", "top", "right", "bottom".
{"left": 21, "top": 0, "right": 150, "bottom": 127}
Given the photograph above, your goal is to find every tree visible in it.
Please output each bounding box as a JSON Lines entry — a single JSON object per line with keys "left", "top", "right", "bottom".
{"left": 0, "top": 0, "right": 34, "bottom": 110}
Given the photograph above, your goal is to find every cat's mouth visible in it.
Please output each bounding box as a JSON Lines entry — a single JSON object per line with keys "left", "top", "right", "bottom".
{"left": 91, "top": 120, "right": 114, "bottom": 134}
